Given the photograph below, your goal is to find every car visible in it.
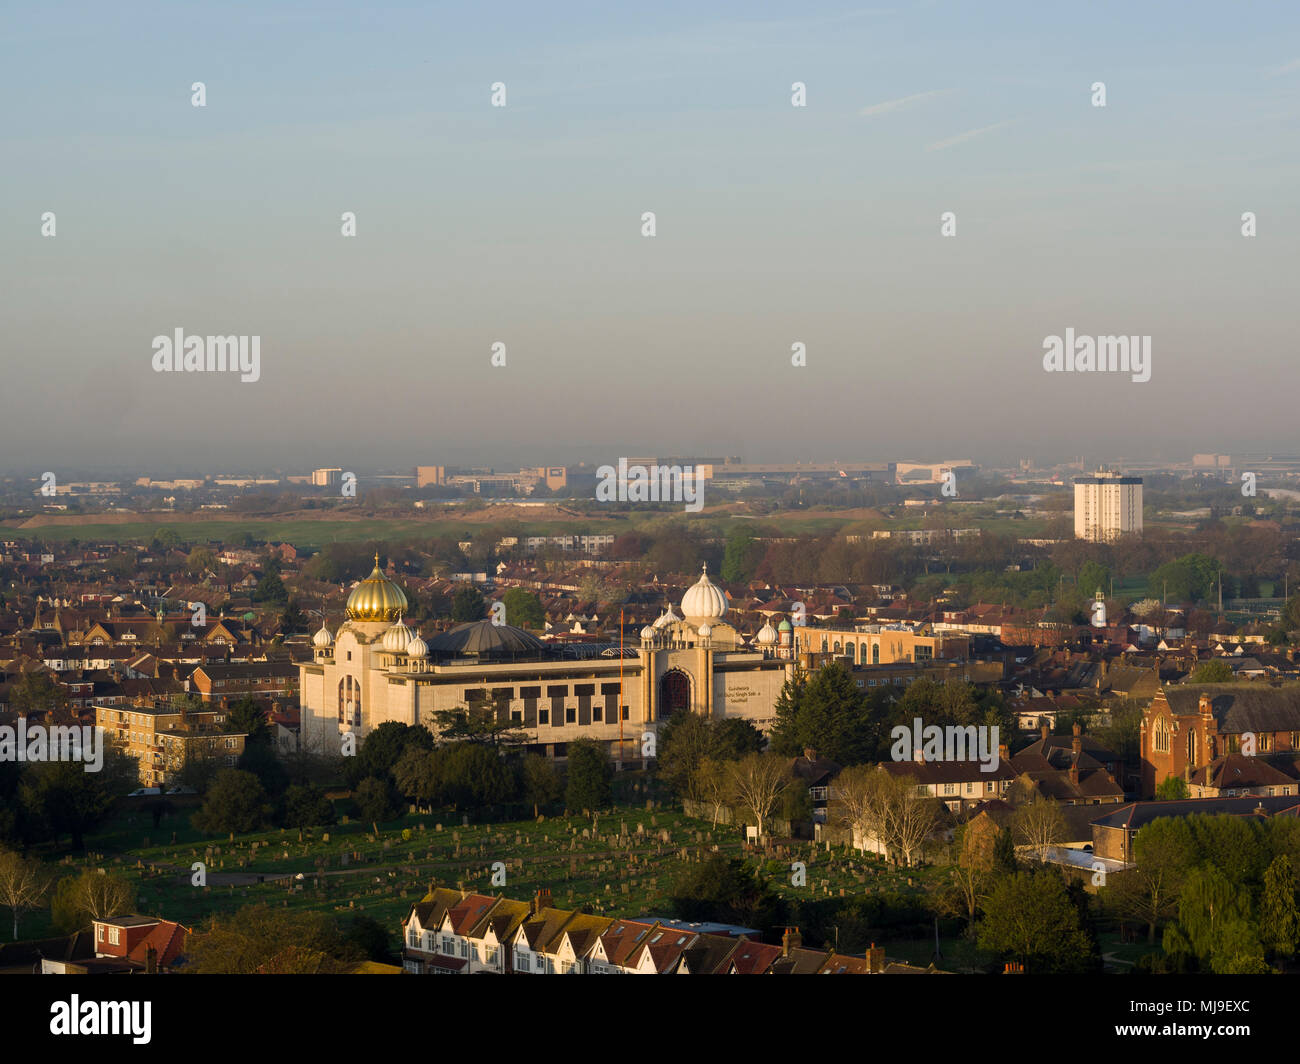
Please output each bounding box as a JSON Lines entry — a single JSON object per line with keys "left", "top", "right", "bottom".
{"left": 126, "top": 787, "right": 161, "bottom": 797}
{"left": 165, "top": 786, "right": 197, "bottom": 795}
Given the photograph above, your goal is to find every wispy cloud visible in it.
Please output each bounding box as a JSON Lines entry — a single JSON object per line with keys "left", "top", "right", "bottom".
{"left": 1268, "top": 57, "right": 1300, "bottom": 76}
{"left": 925, "top": 120, "right": 1012, "bottom": 152}
{"left": 860, "top": 89, "right": 947, "bottom": 116}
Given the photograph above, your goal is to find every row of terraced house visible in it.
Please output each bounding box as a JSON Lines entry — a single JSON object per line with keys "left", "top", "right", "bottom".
{"left": 402, "top": 888, "right": 936, "bottom": 975}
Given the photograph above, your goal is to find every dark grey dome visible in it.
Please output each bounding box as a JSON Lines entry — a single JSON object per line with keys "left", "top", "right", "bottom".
{"left": 427, "top": 619, "right": 545, "bottom": 657}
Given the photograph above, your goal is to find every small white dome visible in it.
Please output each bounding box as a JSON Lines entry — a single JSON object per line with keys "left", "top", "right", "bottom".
{"left": 382, "top": 619, "right": 415, "bottom": 653}
{"left": 312, "top": 623, "right": 333, "bottom": 648}
{"left": 698, "top": 623, "right": 712, "bottom": 637}
{"left": 755, "top": 621, "right": 777, "bottom": 645}
{"left": 681, "top": 564, "right": 728, "bottom": 622}
{"left": 653, "top": 604, "right": 680, "bottom": 629}
{"left": 640, "top": 625, "right": 656, "bottom": 640}
{"left": 405, "top": 636, "right": 428, "bottom": 659}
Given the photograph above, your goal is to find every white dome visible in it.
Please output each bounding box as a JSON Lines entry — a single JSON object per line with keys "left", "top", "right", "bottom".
{"left": 755, "top": 621, "right": 777, "bottom": 645}
{"left": 312, "top": 623, "right": 333, "bottom": 648}
{"left": 382, "top": 619, "right": 415, "bottom": 653}
{"left": 640, "top": 625, "right": 656, "bottom": 640}
{"left": 681, "top": 565, "right": 728, "bottom": 622}
{"left": 405, "top": 636, "right": 428, "bottom": 659}
{"left": 698, "top": 623, "right": 712, "bottom": 637}
{"left": 652, "top": 604, "right": 680, "bottom": 629}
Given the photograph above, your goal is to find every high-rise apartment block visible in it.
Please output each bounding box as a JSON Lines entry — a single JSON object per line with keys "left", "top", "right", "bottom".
{"left": 1074, "top": 471, "right": 1143, "bottom": 541}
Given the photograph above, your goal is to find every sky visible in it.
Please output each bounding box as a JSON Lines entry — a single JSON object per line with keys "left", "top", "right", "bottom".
{"left": 3, "top": 0, "right": 1299, "bottom": 476}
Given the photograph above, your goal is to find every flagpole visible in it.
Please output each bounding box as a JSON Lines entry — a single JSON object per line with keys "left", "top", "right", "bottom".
{"left": 619, "top": 608, "right": 624, "bottom": 765}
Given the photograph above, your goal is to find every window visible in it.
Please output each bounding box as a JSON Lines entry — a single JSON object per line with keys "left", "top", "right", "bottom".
{"left": 621, "top": 705, "right": 629, "bottom": 721}
{"left": 108, "top": 927, "right": 121, "bottom": 945}
{"left": 442, "top": 936, "right": 454, "bottom": 954}
{"left": 460, "top": 940, "right": 469, "bottom": 958}
{"left": 566, "top": 707, "right": 576, "bottom": 723}
{"left": 539, "top": 709, "right": 549, "bottom": 725}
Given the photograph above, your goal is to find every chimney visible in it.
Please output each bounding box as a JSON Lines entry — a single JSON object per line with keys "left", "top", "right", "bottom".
{"left": 1040, "top": 721, "right": 1050, "bottom": 741}
{"left": 145, "top": 943, "right": 158, "bottom": 974}
{"left": 802, "top": 747, "right": 816, "bottom": 762}
{"left": 782, "top": 927, "right": 802, "bottom": 957}
{"left": 865, "top": 942, "right": 885, "bottom": 973}
{"left": 532, "top": 888, "right": 552, "bottom": 915}
{"left": 1072, "top": 722, "right": 1082, "bottom": 756}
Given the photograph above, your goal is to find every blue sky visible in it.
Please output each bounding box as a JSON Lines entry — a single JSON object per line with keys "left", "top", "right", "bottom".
{"left": 4, "top": 1, "right": 1299, "bottom": 473}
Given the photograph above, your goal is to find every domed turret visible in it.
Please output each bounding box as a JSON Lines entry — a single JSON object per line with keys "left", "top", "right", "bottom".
{"left": 698, "top": 623, "right": 712, "bottom": 638}
{"left": 312, "top": 622, "right": 333, "bottom": 649}
{"left": 405, "top": 635, "right": 428, "bottom": 659}
{"left": 652, "top": 603, "right": 680, "bottom": 629}
{"left": 346, "top": 555, "right": 408, "bottom": 622}
{"left": 755, "top": 620, "right": 777, "bottom": 645}
{"left": 640, "top": 625, "right": 656, "bottom": 641}
{"left": 382, "top": 619, "right": 415, "bottom": 654}
{"left": 681, "top": 564, "right": 728, "bottom": 623}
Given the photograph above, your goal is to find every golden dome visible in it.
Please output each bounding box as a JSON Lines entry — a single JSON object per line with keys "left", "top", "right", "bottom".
{"left": 346, "top": 554, "right": 409, "bottom": 622}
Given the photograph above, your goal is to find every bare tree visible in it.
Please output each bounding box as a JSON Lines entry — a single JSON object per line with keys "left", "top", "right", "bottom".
{"left": 693, "top": 757, "right": 731, "bottom": 827}
{"left": 72, "top": 869, "right": 135, "bottom": 923}
{"left": 0, "top": 849, "right": 50, "bottom": 941}
{"left": 948, "top": 814, "right": 998, "bottom": 925}
{"left": 885, "top": 774, "right": 941, "bottom": 868}
{"left": 726, "top": 753, "right": 789, "bottom": 841}
{"left": 833, "top": 764, "right": 893, "bottom": 856}
{"left": 1014, "top": 795, "right": 1066, "bottom": 862}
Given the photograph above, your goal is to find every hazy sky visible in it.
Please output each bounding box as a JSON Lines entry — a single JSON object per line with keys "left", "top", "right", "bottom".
{"left": 4, "top": 1, "right": 1299, "bottom": 475}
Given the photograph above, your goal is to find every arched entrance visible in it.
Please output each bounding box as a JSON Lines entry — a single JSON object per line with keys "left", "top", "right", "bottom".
{"left": 659, "top": 669, "right": 691, "bottom": 718}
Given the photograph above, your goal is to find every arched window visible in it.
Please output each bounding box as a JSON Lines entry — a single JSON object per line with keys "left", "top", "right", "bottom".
{"left": 833, "top": 641, "right": 842, "bottom": 654}
{"left": 659, "top": 670, "right": 690, "bottom": 719}
{"left": 338, "top": 676, "right": 361, "bottom": 726}
{"left": 1155, "top": 717, "right": 1169, "bottom": 754}
{"left": 872, "top": 644, "right": 880, "bottom": 664}
{"left": 1187, "top": 730, "right": 1195, "bottom": 765}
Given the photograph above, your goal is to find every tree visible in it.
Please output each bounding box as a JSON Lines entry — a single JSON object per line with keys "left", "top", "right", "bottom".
{"left": 1163, "top": 864, "right": 1267, "bottom": 973}
{"left": 992, "top": 827, "right": 1018, "bottom": 875}
{"left": 565, "top": 739, "right": 612, "bottom": 813}
{"left": 253, "top": 571, "right": 288, "bottom": 606}
{"left": 721, "top": 528, "right": 763, "bottom": 584}
{"left": 343, "top": 914, "right": 391, "bottom": 963}
{"left": 350, "top": 721, "right": 435, "bottom": 786}
{"left": 522, "top": 754, "right": 562, "bottom": 816}
{"left": 10, "top": 671, "right": 67, "bottom": 718}
{"left": 451, "top": 586, "right": 486, "bottom": 622}
{"left": 768, "top": 662, "right": 876, "bottom": 765}
{"left": 948, "top": 814, "right": 999, "bottom": 927}
{"left": 0, "top": 848, "right": 50, "bottom": 940}
{"left": 282, "top": 784, "right": 335, "bottom": 830}
{"left": 354, "top": 776, "right": 402, "bottom": 825}
{"left": 427, "top": 705, "right": 526, "bottom": 750}
{"left": 1155, "top": 775, "right": 1189, "bottom": 801}
{"left": 393, "top": 748, "right": 440, "bottom": 809}
{"left": 882, "top": 773, "right": 942, "bottom": 868}
{"left": 184, "top": 904, "right": 359, "bottom": 974}
{"left": 1189, "top": 660, "right": 1234, "bottom": 684}
{"left": 226, "top": 696, "right": 271, "bottom": 747}
{"left": 1260, "top": 854, "right": 1300, "bottom": 961}
{"left": 1106, "top": 816, "right": 1194, "bottom": 944}
{"left": 1013, "top": 796, "right": 1066, "bottom": 862}
{"left": 439, "top": 743, "right": 519, "bottom": 809}
{"left": 20, "top": 741, "right": 136, "bottom": 850}
{"left": 191, "top": 769, "right": 272, "bottom": 835}
{"left": 51, "top": 869, "right": 136, "bottom": 933}
{"left": 978, "top": 869, "right": 1095, "bottom": 973}
{"left": 500, "top": 589, "right": 545, "bottom": 629}
{"left": 668, "top": 855, "right": 782, "bottom": 929}
{"left": 726, "top": 753, "right": 789, "bottom": 841}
